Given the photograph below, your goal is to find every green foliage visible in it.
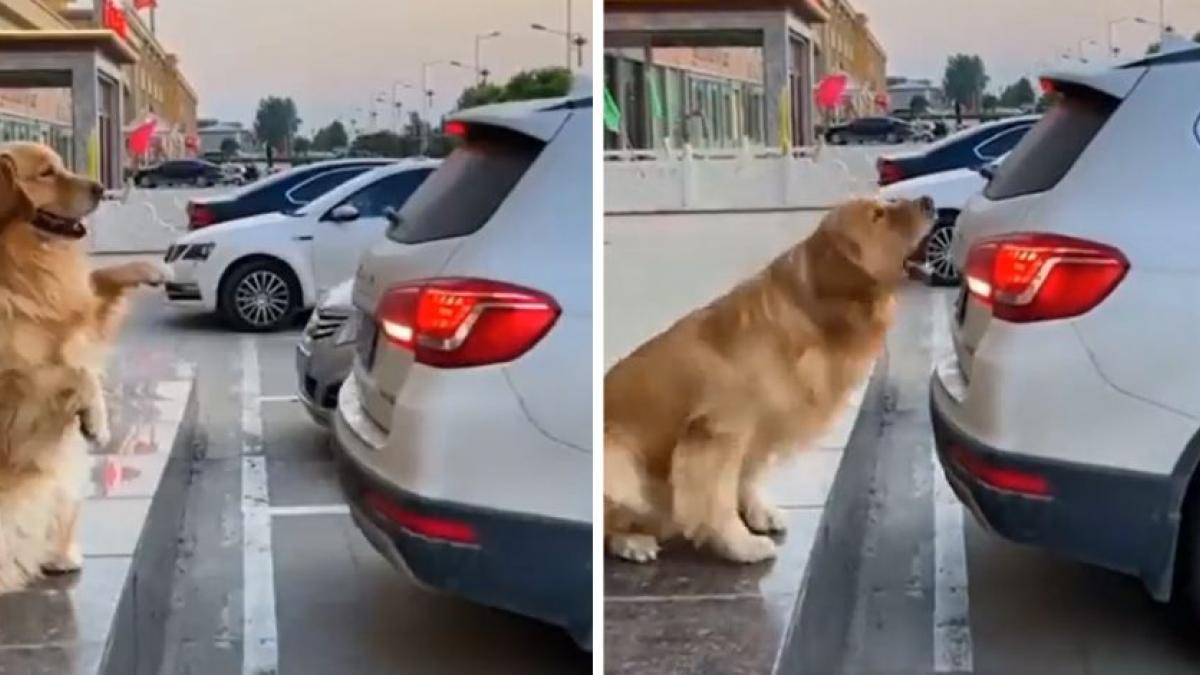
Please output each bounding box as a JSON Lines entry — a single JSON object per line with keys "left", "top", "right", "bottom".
{"left": 457, "top": 82, "right": 505, "bottom": 110}
{"left": 253, "top": 96, "right": 301, "bottom": 153}
{"left": 942, "top": 54, "right": 989, "bottom": 111}
{"left": 293, "top": 136, "right": 312, "bottom": 155}
{"left": 909, "top": 94, "right": 929, "bottom": 116}
{"left": 312, "top": 121, "right": 349, "bottom": 152}
{"left": 219, "top": 137, "right": 239, "bottom": 159}
{"left": 981, "top": 94, "right": 999, "bottom": 111}
{"left": 455, "top": 67, "right": 574, "bottom": 111}
{"left": 999, "top": 77, "right": 1036, "bottom": 109}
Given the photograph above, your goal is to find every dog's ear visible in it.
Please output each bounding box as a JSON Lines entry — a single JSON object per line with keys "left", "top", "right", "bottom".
{"left": 0, "top": 154, "right": 32, "bottom": 224}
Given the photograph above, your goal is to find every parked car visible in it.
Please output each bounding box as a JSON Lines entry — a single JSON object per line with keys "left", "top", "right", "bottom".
{"left": 932, "top": 46, "right": 1200, "bottom": 621}
{"left": 185, "top": 158, "right": 394, "bottom": 231}
{"left": 880, "top": 153, "right": 1006, "bottom": 286}
{"left": 825, "top": 117, "right": 916, "bottom": 145}
{"left": 134, "top": 159, "right": 223, "bottom": 188}
{"left": 162, "top": 159, "right": 438, "bottom": 331}
{"left": 219, "top": 163, "right": 246, "bottom": 186}
{"left": 876, "top": 114, "right": 1037, "bottom": 186}
{"left": 296, "top": 278, "right": 355, "bottom": 426}
{"left": 333, "top": 80, "right": 592, "bottom": 648}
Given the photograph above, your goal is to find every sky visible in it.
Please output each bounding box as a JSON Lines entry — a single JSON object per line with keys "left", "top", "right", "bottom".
{"left": 854, "top": 0, "right": 1200, "bottom": 90}
{"left": 149, "top": 0, "right": 592, "bottom": 134}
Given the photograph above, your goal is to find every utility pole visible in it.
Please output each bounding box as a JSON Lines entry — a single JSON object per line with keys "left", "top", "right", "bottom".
{"left": 566, "top": 0, "right": 573, "bottom": 70}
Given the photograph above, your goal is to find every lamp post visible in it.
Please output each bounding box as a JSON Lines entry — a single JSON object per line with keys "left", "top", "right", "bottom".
{"left": 531, "top": 23, "right": 588, "bottom": 70}
{"left": 392, "top": 81, "right": 413, "bottom": 133}
{"left": 474, "top": 31, "right": 501, "bottom": 84}
{"left": 1075, "top": 38, "right": 1099, "bottom": 62}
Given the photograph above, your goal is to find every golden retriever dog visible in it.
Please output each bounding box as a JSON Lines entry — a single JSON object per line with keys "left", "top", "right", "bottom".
{"left": 604, "top": 196, "right": 934, "bottom": 564}
{"left": 0, "top": 142, "right": 165, "bottom": 591}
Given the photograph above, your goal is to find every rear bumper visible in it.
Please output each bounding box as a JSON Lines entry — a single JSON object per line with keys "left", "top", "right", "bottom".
{"left": 930, "top": 373, "right": 1180, "bottom": 599}
{"left": 333, "top": 397, "right": 592, "bottom": 648}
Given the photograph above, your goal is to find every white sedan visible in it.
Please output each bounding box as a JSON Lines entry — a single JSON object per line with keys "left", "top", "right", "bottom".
{"left": 163, "top": 159, "right": 439, "bottom": 330}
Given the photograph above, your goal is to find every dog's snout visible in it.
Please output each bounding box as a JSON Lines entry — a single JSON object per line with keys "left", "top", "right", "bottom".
{"left": 89, "top": 182, "right": 104, "bottom": 200}
{"left": 917, "top": 195, "right": 935, "bottom": 216}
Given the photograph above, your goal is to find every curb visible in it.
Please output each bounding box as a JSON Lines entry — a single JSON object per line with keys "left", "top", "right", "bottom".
{"left": 775, "top": 345, "right": 892, "bottom": 674}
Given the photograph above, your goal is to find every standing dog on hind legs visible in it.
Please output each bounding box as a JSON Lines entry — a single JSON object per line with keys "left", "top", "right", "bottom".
{"left": 0, "top": 142, "right": 166, "bottom": 591}
{"left": 604, "top": 196, "right": 934, "bottom": 564}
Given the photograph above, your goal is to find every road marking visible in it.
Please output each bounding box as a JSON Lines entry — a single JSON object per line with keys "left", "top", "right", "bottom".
{"left": 240, "top": 336, "right": 278, "bottom": 675}
{"left": 269, "top": 504, "right": 350, "bottom": 517}
{"left": 931, "top": 295, "right": 974, "bottom": 673}
{"left": 258, "top": 394, "right": 299, "bottom": 404}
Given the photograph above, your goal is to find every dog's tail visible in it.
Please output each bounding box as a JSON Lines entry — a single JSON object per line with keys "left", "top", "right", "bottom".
{"left": 0, "top": 472, "right": 57, "bottom": 592}
{"left": 604, "top": 428, "right": 655, "bottom": 518}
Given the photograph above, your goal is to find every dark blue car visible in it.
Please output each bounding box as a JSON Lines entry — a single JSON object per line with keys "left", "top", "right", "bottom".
{"left": 877, "top": 115, "right": 1039, "bottom": 186}
{"left": 185, "top": 159, "right": 394, "bottom": 230}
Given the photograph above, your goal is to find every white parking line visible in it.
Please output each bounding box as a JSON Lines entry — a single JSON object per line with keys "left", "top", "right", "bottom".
{"left": 258, "top": 394, "right": 299, "bottom": 404}
{"left": 269, "top": 504, "right": 350, "bottom": 517}
{"left": 931, "top": 295, "right": 974, "bottom": 673}
{"left": 240, "top": 337, "right": 278, "bottom": 675}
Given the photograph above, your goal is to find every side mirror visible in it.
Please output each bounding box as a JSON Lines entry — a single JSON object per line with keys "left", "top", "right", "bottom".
{"left": 328, "top": 204, "right": 360, "bottom": 222}
{"left": 978, "top": 164, "right": 996, "bottom": 182}
{"left": 383, "top": 206, "right": 401, "bottom": 226}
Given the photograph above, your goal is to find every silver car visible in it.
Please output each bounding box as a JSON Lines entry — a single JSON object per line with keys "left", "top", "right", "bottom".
{"left": 296, "top": 278, "right": 355, "bottom": 425}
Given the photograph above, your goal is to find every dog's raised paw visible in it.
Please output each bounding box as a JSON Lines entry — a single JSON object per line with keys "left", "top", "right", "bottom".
{"left": 609, "top": 533, "right": 660, "bottom": 563}
{"left": 743, "top": 501, "right": 788, "bottom": 535}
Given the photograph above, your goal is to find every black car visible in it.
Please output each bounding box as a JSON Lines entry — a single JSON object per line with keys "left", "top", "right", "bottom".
{"left": 877, "top": 115, "right": 1039, "bottom": 186}
{"left": 824, "top": 117, "right": 916, "bottom": 145}
{"left": 184, "top": 159, "right": 393, "bottom": 230}
{"left": 134, "top": 159, "right": 224, "bottom": 188}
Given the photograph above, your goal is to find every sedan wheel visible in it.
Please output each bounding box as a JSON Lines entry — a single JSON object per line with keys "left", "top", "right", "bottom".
{"left": 220, "top": 261, "right": 300, "bottom": 331}
{"left": 924, "top": 221, "right": 961, "bottom": 286}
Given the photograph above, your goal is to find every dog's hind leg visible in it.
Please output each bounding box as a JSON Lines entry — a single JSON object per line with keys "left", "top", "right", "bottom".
{"left": 604, "top": 430, "right": 663, "bottom": 563}
{"left": 671, "top": 413, "right": 776, "bottom": 563}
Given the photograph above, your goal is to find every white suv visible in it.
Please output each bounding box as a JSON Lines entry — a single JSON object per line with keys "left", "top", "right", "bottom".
{"left": 933, "top": 43, "right": 1200, "bottom": 618}
{"left": 333, "top": 81, "right": 592, "bottom": 647}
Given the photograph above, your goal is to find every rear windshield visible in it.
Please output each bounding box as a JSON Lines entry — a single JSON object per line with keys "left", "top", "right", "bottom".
{"left": 984, "top": 86, "right": 1119, "bottom": 200}
{"left": 386, "top": 125, "right": 544, "bottom": 244}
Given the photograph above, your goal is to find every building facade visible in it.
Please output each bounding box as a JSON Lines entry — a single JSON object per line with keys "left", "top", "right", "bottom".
{"left": 0, "top": 0, "right": 198, "bottom": 182}
{"left": 887, "top": 76, "right": 946, "bottom": 114}
{"left": 197, "top": 119, "right": 256, "bottom": 158}
{"left": 814, "top": 0, "right": 887, "bottom": 122}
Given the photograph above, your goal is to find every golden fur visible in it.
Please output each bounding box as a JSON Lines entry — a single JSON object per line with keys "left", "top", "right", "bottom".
{"left": 604, "top": 196, "right": 933, "bottom": 563}
{"left": 0, "top": 142, "right": 165, "bottom": 591}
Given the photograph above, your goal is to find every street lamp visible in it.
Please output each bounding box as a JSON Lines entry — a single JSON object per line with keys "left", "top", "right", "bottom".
{"left": 531, "top": 23, "right": 588, "bottom": 70}
{"left": 391, "top": 81, "right": 413, "bottom": 133}
{"left": 1074, "top": 38, "right": 1099, "bottom": 62}
{"left": 1107, "top": 17, "right": 1155, "bottom": 56}
{"left": 474, "top": 31, "right": 501, "bottom": 84}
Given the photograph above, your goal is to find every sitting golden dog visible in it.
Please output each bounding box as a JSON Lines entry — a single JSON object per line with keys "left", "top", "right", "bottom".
{"left": 0, "top": 142, "right": 165, "bottom": 591}
{"left": 604, "top": 196, "right": 933, "bottom": 563}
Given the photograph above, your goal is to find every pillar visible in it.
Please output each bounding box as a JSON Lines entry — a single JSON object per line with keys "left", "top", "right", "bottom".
{"left": 70, "top": 60, "right": 100, "bottom": 179}
{"left": 763, "top": 16, "right": 790, "bottom": 149}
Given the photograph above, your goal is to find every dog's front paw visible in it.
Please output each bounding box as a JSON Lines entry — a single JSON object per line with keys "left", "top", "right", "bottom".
{"left": 94, "top": 261, "right": 169, "bottom": 290}
{"left": 42, "top": 542, "right": 83, "bottom": 575}
{"left": 608, "top": 533, "right": 660, "bottom": 563}
{"left": 742, "top": 500, "right": 788, "bottom": 535}
{"left": 713, "top": 530, "right": 777, "bottom": 564}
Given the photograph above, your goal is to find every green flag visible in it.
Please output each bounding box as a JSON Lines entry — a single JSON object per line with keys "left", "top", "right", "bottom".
{"left": 604, "top": 86, "right": 622, "bottom": 133}
{"left": 648, "top": 76, "right": 665, "bottom": 120}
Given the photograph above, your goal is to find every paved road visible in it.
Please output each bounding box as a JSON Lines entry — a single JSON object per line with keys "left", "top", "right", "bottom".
{"left": 840, "top": 286, "right": 1200, "bottom": 675}
{"left": 113, "top": 281, "right": 588, "bottom": 674}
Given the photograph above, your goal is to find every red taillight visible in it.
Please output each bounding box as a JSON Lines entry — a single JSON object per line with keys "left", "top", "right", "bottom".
{"left": 1039, "top": 78, "right": 1055, "bottom": 94}
{"left": 877, "top": 160, "right": 904, "bottom": 186}
{"left": 365, "top": 491, "right": 478, "bottom": 544}
{"left": 444, "top": 120, "right": 467, "bottom": 137}
{"left": 188, "top": 203, "right": 215, "bottom": 229}
{"left": 376, "top": 278, "right": 560, "bottom": 368}
{"left": 963, "top": 233, "right": 1128, "bottom": 323}
{"left": 950, "top": 446, "right": 1050, "bottom": 497}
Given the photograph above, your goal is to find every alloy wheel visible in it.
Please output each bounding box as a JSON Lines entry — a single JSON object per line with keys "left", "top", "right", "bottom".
{"left": 234, "top": 269, "right": 291, "bottom": 328}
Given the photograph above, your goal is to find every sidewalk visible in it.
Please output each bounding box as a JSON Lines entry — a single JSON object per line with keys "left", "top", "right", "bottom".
{"left": 0, "top": 340, "right": 197, "bottom": 674}
{"left": 603, "top": 210, "right": 879, "bottom": 672}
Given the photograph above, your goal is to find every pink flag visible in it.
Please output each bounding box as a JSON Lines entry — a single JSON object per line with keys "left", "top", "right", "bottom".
{"left": 128, "top": 118, "right": 157, "bottom": 157}
{"left": 816, "top": 74, "right": 849, "bottom": 110}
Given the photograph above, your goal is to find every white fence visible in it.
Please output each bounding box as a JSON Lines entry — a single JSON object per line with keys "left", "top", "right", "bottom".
{"left": 604, "top": 144, "right": 913, "bottom": 214}
{"left": 88, "top": 186, "right": 224, "bottom": 254}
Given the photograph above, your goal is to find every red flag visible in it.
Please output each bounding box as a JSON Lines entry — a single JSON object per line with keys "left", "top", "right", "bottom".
{"left": 134, "top": 0, "right": 157, "bottom": 9}
{"left": 874, "top": 91, "right": 890, "bottom": 110}
{"left": 815, "top": 74, "right": 849, "bottom": 110}
{"left": 103, "top": 0, "right": 128, "bottom": 39}
{"left": 128, "top": 118, "right": 158, "bottom": 157}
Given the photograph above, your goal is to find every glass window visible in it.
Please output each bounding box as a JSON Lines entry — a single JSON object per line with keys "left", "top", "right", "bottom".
{"left": 333, "top": 168, "right": 433, "bottom": 220}
{"left": 387, "top": 126, "right": 543, "bottom": 244}
{"left": 286, "top": 167, "right": 371, "bottom": 205}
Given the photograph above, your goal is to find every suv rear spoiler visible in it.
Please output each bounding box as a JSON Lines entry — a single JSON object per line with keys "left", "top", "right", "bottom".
{"left": 1039, "top": 65, "right": 1146, "bottom": 100}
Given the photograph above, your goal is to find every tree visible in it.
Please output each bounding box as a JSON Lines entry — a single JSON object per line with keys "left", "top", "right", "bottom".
{"left": 350, "top": 130, "right": 408, "bottom": 158}
{"left": 981, "top": 94, "right": 999, "bottom": 112}
{"left": 1149, "top": 30, "right": 1200, "bottom": 54}
{"left": 457, "top": 82, "right": 505, "bottom": 110}
{"left": 909, "top": 94, "right": 930, "bottom": 117}
{"left": 502, "top": 67, "right": 572, "bottom": 101}
{"left": 942, "top": 54, "right": 989, "bottom": 112}
{"left": 219, "top": 137, "right": 240, "bottom": 159}
{"left": 1036, "top": 91, "right": 1061, "bottom": 112}
{"left": 312, "top": 121, "right": 349, "bottom": 153}
{"left": 293, "top": 136, "right": 312, "bottom": 155}
{"left": 999, "top": 77, "right": 1036, "bottom": 109}
{"left": 253, "top": 96, "right": 301, "bottom": 154}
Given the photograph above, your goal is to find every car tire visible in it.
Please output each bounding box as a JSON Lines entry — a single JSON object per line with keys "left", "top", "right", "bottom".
{"left": 218, "top": 259, "right": 301, "bottom": 332}
{"left": 1173, "top": 478, "right": 1200, "bottom": 626}
{"left": 886, "top": 132, "right": 899, "bottom": 144}
{"left": 139, "top": 175, "right": 156, "bottom": 189}
{"left": 924, "top": 213, "right": 961, "bottom": 287}
{"left": 829, "top": 132, "right": 844, "bottom": 145}
{"left": 195, "top": 176, "right": 210, "bottom": 188}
